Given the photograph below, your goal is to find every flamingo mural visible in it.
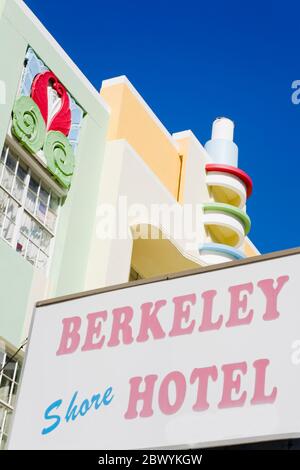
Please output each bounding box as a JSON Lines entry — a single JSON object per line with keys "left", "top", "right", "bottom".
{"left": 11, "top": 48, "right": 83, "bottom": 189}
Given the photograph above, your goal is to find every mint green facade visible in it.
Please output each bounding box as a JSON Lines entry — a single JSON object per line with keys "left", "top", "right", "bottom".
{"left": 0, "top": 0, "right": 110, "bottom": 347}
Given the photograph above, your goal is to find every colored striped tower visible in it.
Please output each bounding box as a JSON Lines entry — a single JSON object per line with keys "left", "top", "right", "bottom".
{"left": 199, "top": 117, "right": 253, "bottom": 264}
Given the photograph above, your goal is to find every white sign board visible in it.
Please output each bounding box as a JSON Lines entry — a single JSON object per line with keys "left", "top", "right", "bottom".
{"left": 9, "top": 250, "right": 300, "bottom": 449}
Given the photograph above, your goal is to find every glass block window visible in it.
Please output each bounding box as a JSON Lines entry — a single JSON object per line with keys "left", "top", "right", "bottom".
{"left": 0, "top": 144, "right": 60, "bottom": 269}
{"left": 0, "top": 345, "right": 22, "bottom": 450}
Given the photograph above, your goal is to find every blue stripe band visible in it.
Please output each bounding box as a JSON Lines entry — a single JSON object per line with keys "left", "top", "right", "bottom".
{"left": 199, "top": 243, "right": 246, "bottom": 260}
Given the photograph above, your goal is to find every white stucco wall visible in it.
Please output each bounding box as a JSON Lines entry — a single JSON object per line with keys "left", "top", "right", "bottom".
{"left": 85, "top": 139, "right": 208, "bottom": 289}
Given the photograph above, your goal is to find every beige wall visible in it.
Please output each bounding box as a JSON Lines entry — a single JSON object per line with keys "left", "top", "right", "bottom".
{"left": 100, "top": 76, "right": 260, "bottom": 262}
{"left": 101, "top": 76, "right": 182, "bottom": 199}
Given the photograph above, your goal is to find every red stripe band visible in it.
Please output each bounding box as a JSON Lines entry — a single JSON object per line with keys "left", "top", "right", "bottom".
{"left": 206, "top": 163, "right": 253, "bottom": 198}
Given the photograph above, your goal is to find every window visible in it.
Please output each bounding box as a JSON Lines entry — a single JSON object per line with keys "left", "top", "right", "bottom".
{"left": 0, "top": 144, "right": 60, "bottom": 269}
{"left": 0, "top": 345, "right": 22, "bottom": 450}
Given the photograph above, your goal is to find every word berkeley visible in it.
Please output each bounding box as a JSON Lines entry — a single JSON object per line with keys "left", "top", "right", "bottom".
{"left": 56, "top": 276, "right": 289, "bottom": 355}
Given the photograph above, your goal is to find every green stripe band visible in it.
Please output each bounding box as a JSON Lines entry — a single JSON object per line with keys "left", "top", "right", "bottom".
{"left": 203, "top": 202, "right": 251, "bottom": 235}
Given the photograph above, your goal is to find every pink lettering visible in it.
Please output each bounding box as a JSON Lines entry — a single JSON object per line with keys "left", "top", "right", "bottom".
{"left": 124, "top": 375, "right": 158, "bottom": 419}
{"left": 226, "top": 283, "right": 254, "bottom": 328}
{"left": 107, "top": 306, "right": 134, "bottom": 347}
{"left": 218, "top": 362, "right": 247, "bottom": 408}
{"left": 251, "top": 359, "right": 277, "bottom": 404}
{"left": 136, "top": 300, "right": 167, "bottom": 342}
{"left": 158, "top": 371, "right": 186, "bottom": 415}
{"left": 257, "top": 276, "right": 289, "bottom": 321}
{"left": 169, "top": 294, "right": 196, "bottom": 337}
{"left": 191, "top": 366, "right": 218, "bottom": 411}
{"left": 81, "top": 311, "right": 107, "bottom": 351}
{"left": 56, "top": 316, "right": 81, "bottom": 355}
{"left": 199, "top": 290, "right": 223, "bottom": 331}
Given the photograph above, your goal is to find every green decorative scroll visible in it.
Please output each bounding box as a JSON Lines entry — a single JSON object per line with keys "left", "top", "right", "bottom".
{"left": 44, "top": 131, "right": 75, "bottom": 189}
{"left": 12, "top": 96, "right": 46, "bottom": 154}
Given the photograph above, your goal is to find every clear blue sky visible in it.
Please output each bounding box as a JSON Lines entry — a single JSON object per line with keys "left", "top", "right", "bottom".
{"left": 25, "top": 0, "right": 300, "bottom": 254}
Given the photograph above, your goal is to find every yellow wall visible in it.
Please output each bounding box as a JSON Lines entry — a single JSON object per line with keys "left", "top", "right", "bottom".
{"left": 131, "top": 228, "right": 201, "bottom": 278}
{"left": 243, "top": 239, "right": 259, "bottom": 257}
{"left": 101, "top": 77, "right": 182, "bottom": 198}
{"left": 173, "top": 134, "right": 189, "bottom": 203}
{"left": 100, "top": 77, "right": 260, "bottom": 260}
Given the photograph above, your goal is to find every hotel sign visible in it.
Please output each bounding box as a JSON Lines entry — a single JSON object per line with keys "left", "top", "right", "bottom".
{"left": 8, "top": 248, "right": 300, "bottom": 449}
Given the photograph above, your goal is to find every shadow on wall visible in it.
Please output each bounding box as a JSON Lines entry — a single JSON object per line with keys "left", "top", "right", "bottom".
{"left": 130, "top": 224, "right": 201, "bottom": 279}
